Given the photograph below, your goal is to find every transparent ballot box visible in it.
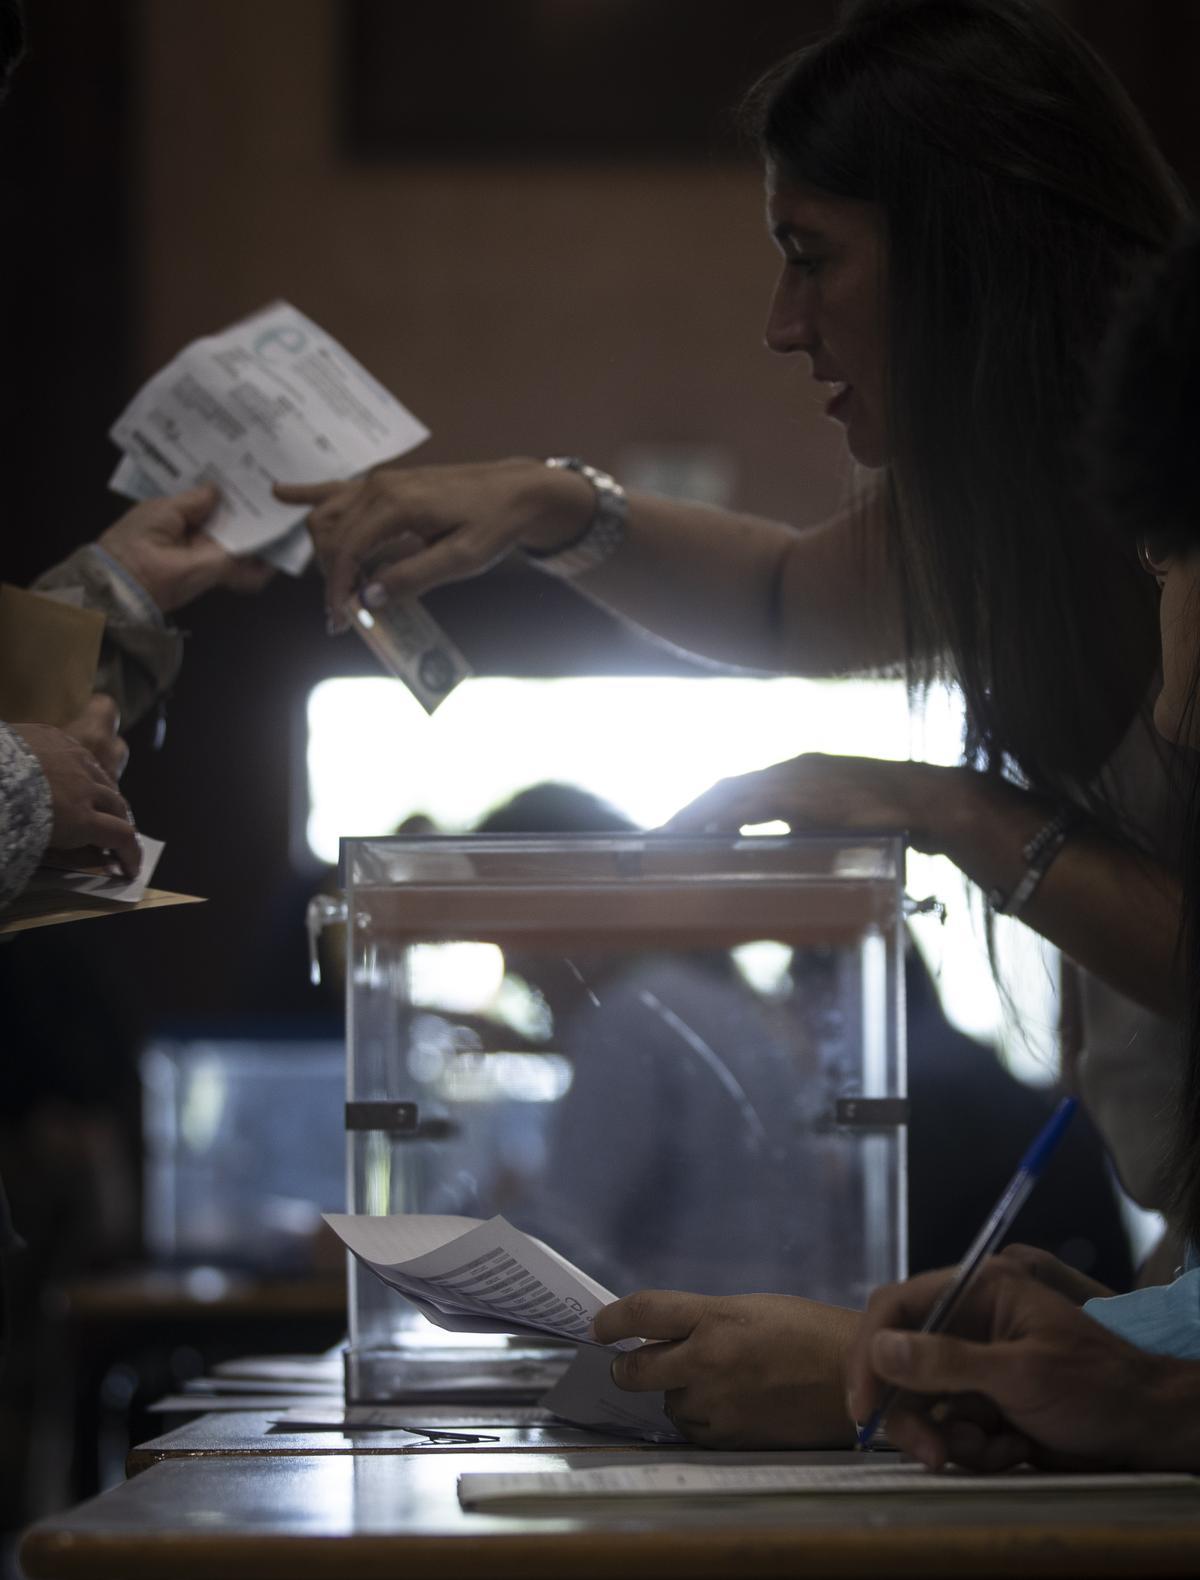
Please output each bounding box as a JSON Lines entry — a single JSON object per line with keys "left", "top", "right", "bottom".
{"left": 341, "top": 833, "right": 906, "bottom": 1402}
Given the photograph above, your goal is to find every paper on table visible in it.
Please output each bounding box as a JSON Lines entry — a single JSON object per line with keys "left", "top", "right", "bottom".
{"left": 265, "top": 1410, "right": 432, "bottom": 1443}
{"left": 267, "top": 1405, "right": 541, "bottom": 1433}
{"left": 109, "top": 301, "right": 429, "bottom": 574}
{"left": 458, "top": 1460, "right": 1199, "bottom": 1507}
{"left": 269, "top": 1407, "right": 426, "bottom": 1434}
{"left": 323, "top": 1212, "right": 680, "bottom": 1443}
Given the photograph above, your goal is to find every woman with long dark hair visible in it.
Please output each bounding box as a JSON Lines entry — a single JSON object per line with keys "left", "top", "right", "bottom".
{"left": 277, "top": 0, "right": 1196, "bottom": 1439}
{"left": 842, "top": 229, "right": 1200, "bottom": 1472}
{"left": 283, "top": 0, "right": 1190, "bottom": 1193}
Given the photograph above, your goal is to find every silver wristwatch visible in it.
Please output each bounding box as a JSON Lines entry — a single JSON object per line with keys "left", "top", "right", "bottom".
{"left": 524, "top": 457, "right": 628, "bottom": 579}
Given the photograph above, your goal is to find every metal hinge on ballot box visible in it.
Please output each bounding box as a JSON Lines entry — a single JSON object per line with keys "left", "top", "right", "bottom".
{"left": 344, "top": 1103, "right": 457, "bottom": 1140}
{"left": 344, "top": 1102, "right": 418, "bottom": 1135}
{"left": 835, "top": 1098, "right": 909, "bottom": 1128}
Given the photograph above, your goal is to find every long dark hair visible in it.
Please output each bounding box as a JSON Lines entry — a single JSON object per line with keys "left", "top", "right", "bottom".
{"left": 1090, "top": 229, "right": 1200, "bottom": 1247}
{"left": 746, "top": 0, "right": 1189, "bottom": 802}
{"left": 0, "top": 0, "right": 24, "bottom": 100}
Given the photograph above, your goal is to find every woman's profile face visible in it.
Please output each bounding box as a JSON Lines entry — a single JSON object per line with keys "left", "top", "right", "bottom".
{"left": 764, "top": 172, "right": 887, "bottom": 468}
{"left": 1153, "top": 552, "right": 1200, "bottom": 746}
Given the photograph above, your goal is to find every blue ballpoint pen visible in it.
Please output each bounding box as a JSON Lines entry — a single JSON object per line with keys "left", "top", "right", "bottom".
{"left": 856, "top": 1094, "right": 1079, "bottom": 1450}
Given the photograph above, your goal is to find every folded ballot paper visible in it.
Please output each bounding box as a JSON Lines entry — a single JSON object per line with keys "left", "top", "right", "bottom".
{"left": 323, "top": 1212, "right": 682, "bottom": 1442}
{"left": 108, "top": 303, "right": 471, "bottom": 712}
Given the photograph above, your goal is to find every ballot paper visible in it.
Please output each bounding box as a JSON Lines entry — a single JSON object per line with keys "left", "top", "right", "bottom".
{"left": 323, "top": 1212, "right": 625, "bottom": 1346}
{"left": 0, "top": 837, "right": 202, "bottom": 935}
{"left": 323, "top": 1212, "right": 681, "bottom": 1443}
{"left": 539, "top": 1342, "right": 681, "bottom": 1442}
{"left": 108, "top": 303, "right": 470, "bottom": 710}
{"left": 457, "top": 1461, "right": 1199, "bottom": 1508}
{"left": 109, "top": 301, "right": 429, "bottom": 575}
{"left": 36, "top": 834, "right": 165, "bottom": 904}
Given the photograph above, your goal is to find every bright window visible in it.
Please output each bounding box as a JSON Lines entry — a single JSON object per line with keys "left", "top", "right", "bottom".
{"left": 304, "top": 674, "right": 1057, "bottom": 1085}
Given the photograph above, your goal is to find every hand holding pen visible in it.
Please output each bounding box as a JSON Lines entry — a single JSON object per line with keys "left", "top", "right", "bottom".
{"left": 852, "top": 1097, "right": 1079, "bottom": 1454}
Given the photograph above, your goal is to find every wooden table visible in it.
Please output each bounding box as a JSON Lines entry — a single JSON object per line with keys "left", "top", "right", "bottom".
{"left": 21, "top": 1444, "right": 1200, "bottom": 1579}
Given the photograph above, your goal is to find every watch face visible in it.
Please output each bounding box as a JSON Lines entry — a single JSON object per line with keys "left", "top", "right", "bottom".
{"left": 418, "top": 648, "right": 457, "bottom": 696}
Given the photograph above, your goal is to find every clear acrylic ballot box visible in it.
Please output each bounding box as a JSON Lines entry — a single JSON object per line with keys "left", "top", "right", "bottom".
{"left": 339, "top": 833, "right": 907, "bottom": 1402}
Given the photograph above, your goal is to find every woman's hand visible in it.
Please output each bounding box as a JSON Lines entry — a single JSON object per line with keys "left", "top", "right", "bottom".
{"left": 99, "top": 486, "right": 274, "bottom": 614}
{"left": 666, "top": 753, "right": 971, "bottom": 853}
{"left": 274, "top": 458, "right": 592, "bottom": 629}
{"left": 846, "top": 1261, "right": 1195, "bottom": 1472}
{"left": 592, "top": 1289, "right": 859, "bottom": 1449}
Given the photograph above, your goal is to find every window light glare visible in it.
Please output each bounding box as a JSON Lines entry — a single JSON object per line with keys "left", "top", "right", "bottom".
{"left": 408, "top": 942, "right": 505, "bottom": 1014}
{"left": 304, "top": 674, "right": 1055, "bottom": 1087}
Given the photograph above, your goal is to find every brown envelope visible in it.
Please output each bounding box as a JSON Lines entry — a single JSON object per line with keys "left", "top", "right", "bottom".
{"left": 0, "top": 887, "right": 205, "bottom": 935}
{"left": 0, "top": 583, "right": 105, "bottom": 725}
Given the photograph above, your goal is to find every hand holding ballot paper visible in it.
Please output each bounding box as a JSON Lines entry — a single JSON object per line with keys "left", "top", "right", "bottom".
{"left": 2, "top": 302, "right": 463, "bottom": 916}
{"left": 108, "top": 302, "right": 471, "bottom": 711}
{"left": 323, "top": 1212, "right": 682, "bottom": 1442}
{"left": 109, "top": 302, "right": 429, "bottom": 576}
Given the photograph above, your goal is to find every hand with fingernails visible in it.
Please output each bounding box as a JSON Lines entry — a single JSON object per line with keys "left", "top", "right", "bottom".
{"left": 846, "top": 1259, "right": 1199, "bottom": 1472}
{"left": 273, "top": 458, "right": 592, "bottom": 632}
{"left": 664, "top": 752, "right": 964, "bottom": 849}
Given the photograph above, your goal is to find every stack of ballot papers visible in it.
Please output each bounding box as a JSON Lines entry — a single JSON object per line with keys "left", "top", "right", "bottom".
{"left": 323, "top": 1212, "right": 682, "bottom": 1442}
{"left": 457, "top": 1461, "right": 1199, "bottom": 1508}
{"left": 109, "top": 301, "right": 429, "bottom": 576}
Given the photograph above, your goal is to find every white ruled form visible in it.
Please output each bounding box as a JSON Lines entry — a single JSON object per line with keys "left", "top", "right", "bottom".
{"left": 457, "top": 1461, "right": 1197, "bottom": 1507}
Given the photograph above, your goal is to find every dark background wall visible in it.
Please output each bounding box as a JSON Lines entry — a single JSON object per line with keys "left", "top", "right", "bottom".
{"left": 2, "top": 0, "right": 1198, "bottom": 1022}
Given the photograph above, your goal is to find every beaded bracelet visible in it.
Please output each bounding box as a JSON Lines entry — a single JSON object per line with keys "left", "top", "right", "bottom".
{"left": 988, "top": 803, "right": 1081, "bottom": 918}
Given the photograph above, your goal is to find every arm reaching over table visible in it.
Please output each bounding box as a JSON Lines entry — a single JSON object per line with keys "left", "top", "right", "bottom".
{"left": 664, "top": 752, "right": 1183, "bottom": 1020}
{"left": 592, "top": 1289, "right": 859, "bottom": 1449}
{"left": 276, "top": 461, "right": 902, "bottom": 675}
